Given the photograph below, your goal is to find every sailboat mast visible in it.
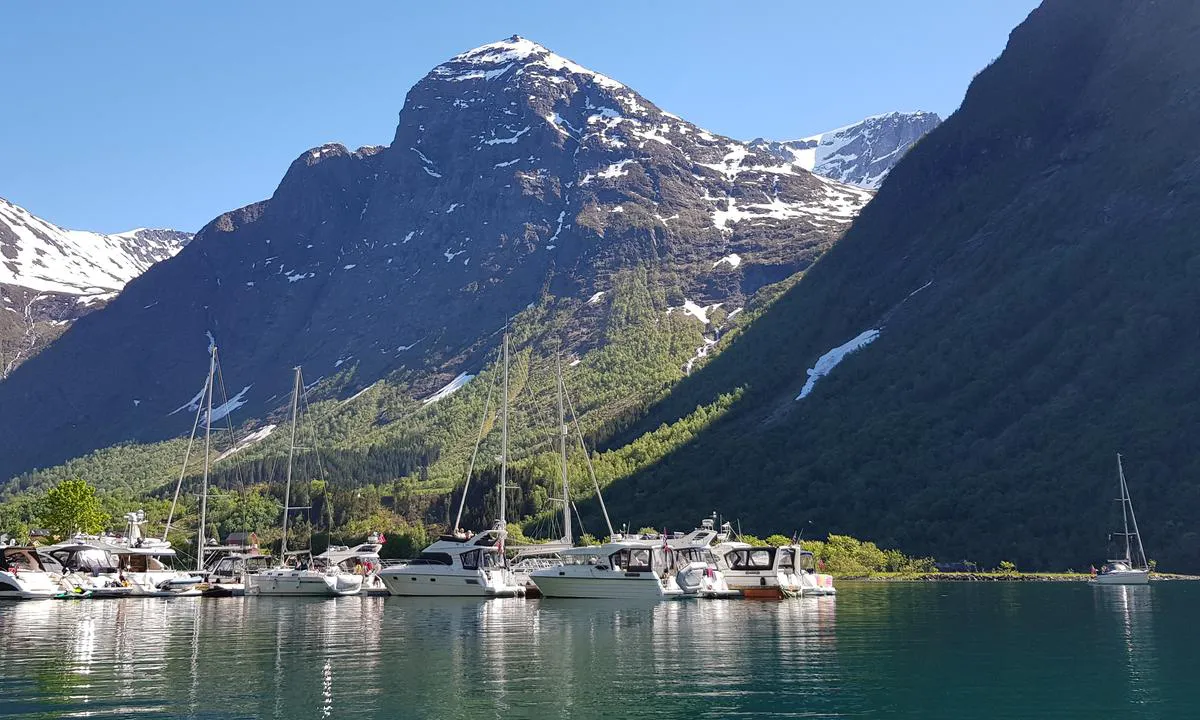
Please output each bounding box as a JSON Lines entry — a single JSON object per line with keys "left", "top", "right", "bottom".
{"left": 1119, "top": 454, "right": 1148, "bottom": 569}
{"left": 1117, "top": 454, "right": 1132, "bottom": 563}
{"left": 196, "top": 346, "right": 217, "bottom": 572}
{"left": 557, "top": 354, "right": 572, "bottom": 544}
{"left": 281, "top": 367, "right": 301, "bottom": 558}
{"left": 499, "top": 335, "right": 509, "bottom": 529}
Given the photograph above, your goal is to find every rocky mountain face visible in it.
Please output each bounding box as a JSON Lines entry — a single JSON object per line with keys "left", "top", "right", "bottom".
{"left": 750, "top": 111, "right": 941, "bottom": 189}
{"left": 0, "top": 37, "right": 871, "bottom": 482}
{"left": 0, "top": 198, "right": 191, "bottom": 377}
{"left": 601, "top": 0, "right": 1200, "bottom": 571}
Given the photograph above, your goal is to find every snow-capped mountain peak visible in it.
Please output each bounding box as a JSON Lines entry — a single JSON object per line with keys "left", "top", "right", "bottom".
{"left": 750, "top": 111, "right": 941, "bottom": 189}
{"left": 0, "top": 197, "right": 192, "bottom": 296}
{"left": 432, "top": 35, "right": 624, "bottom": 90}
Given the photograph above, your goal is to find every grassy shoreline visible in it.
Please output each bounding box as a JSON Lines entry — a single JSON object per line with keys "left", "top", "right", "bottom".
{"left": 838, "top": 571, "right": 1200, "bottom": 582}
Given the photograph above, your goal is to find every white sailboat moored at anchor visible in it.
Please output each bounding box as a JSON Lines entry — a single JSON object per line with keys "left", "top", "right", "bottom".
{"left": 246, "top": 367, "right": 363, "bottom": 597}
{"left": 1093, "top": 454, "right": 1151, "bottom": 586}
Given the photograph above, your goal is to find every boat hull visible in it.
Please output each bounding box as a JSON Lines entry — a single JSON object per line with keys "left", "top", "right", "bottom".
{"left": 247, "top": 570, "right": 363, "bottom": 597}
{"left": 0, "top": 571, "right": 59, "bottom": 600}
{"left": 379, "top": 568, "right": 521, "bottom": 597}
{"left": 1092, "top": 570, "right": 1150, "bottom": 585}
{"left": 530, "top": 571, "right": 681, "bottom": 599}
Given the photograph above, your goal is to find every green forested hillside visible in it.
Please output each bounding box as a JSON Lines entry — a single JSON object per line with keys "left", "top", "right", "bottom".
{"left": 592, "top": 0, "right": 1200, "bottom": 571}
{"left": 0, "top": 264, "right": 754, "bottom": 548}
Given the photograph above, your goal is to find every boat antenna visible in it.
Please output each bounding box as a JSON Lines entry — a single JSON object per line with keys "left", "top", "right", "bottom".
{"left": 562, "top": 379, "right": 613, "bottom": 537}
{"left": 281, "top": 366, "right": 302, "bottom": 558}
{"left": 454, "top": 350, "right": 499, "bottom": 533}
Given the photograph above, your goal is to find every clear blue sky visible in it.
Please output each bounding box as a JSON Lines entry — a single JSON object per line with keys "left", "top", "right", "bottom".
{"left": 1, "top": 1, "right": 1040, "bottom": 234}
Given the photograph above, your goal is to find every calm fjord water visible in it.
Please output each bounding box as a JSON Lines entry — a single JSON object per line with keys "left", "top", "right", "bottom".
{"left": 0, "top": 582, "right": 1195, "bottom": 719}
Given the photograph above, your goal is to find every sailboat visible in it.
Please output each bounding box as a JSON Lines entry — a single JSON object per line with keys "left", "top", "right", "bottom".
{"left": 246, "top": 367, "right": 364, "bottom": 597}
{"left": 1093, "top": 454, "right": 1150, "bottom": 586}
{"left": 379, "top": 334, "right": 523, "bottom": 597}
{"left": 509, "top": 354, "right": 580, "bottom": 594}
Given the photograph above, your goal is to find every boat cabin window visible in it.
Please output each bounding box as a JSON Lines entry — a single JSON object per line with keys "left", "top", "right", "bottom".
{"left": 120, "top": 554, "right": 169, "bottom": 572}
{"left": 411, "top": 552, "right": 454, "bottom": 566}
{"left": 725, "top": 548, "right": 776, "bottom": 571}
{"left": 563, "top": 553, "right": 602, "bottom": 566}
{"left": 246, "top": 556, "right": 273, "bottom": 573}
{"left": 610, "top": 548, "right": 653, "bottom": 573}
{"left": 676, "top": 547, "right": 713, "bottom": 565}
{"left": 461, "top": 550, "right": 481, "bottom": 570}
{"left": 777, "top": 548, "right": 795, "bottom": 571}
{"left": 213, "top": 558, "right": 240, "bottom": 576}
{"left": 796, "top": 552, "right": 815, "bottom": 571}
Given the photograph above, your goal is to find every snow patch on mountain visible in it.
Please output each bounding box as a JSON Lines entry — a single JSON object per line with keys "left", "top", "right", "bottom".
{"left": 423, "top": 372, "right": 474, "bottom": 405}
{"left": 796, "top": 329, "right": 881, "bottom": 400}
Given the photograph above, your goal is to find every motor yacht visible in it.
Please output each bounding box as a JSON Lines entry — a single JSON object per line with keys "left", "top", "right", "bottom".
{"left": 530, "top": 539, "right": 686, "bottom": 599}
{"left": 201, "top": 547, "right": 275, "bottom": 596}
{"left": 379, "top": 524, "right": 522, "bottom": 597}
{"left": 0, "top": 544, "right": 62, "bottom": 599}
{"left": 714, "top": 542, "right": 809, "bottom": 599}
{"left": 382, "top": 334, "right": 526, "bottom": 599}
{"left": 246, "top": 552, "right": 365, "bottom": 597}
{"left": 315, "top": 532, "right": 386, "bottom": 592}
{"left": 666, "top": 518, "right": 739, "bottom": 598}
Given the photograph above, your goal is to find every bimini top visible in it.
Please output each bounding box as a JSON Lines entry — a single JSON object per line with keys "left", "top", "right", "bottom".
{"left": 422, "top": 527, "right": 506, "bottom": 557}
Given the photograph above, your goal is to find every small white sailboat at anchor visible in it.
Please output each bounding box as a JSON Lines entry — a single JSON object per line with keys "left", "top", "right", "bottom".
{"left": 1093, "top": 454, "right": 1150, "bottom": 586}
{"left": 246, "top": 366, "right": 363, "bottom": 597}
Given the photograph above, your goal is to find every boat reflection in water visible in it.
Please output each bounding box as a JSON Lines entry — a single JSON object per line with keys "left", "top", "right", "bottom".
{"left": 1094, "top": 583, "right": 1158, "bottom": 707}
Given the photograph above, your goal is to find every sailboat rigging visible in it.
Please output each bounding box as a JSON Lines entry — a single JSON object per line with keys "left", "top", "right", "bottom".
{"left": 245, "top": 366, "right": 363, "bottom": 596}
{"left": 1094, "top": 453, "right": 1150, "bottom": 586}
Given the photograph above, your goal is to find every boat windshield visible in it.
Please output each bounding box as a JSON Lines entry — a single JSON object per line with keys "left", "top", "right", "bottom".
{"left": 675, "top": 547, "right": 714, "bottom": 565}
{"left": 610, "top": 548, "right": 653, "bottom": 573}
{"left": 2, "top": 548, "right": 45, "bottom": 572}
{"left": 725, "top": 547, "right": 776, "bottom": 571}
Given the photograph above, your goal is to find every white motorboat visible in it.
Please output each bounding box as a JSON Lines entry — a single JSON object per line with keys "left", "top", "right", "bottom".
{"left": 379, "top": 524, "right": 521, "bottom": 597}
{"left": 201, "top": 547, "right": 275, "bottom": 596}
{"left": 714, "top": 541, "right": 809, "bottom": 599}
{"left": 315, "top": 532, "right": 386, "bottom": 592}
{"left": 666, "top": 519, "right": 739, "bottom": 598}
{"left": 48, "top": 512, "right": 203, "bottom": 598}
{"left": 248, "top": 366, "right": 363, "bottom": 597}
{"left": 247, "top": 554, "right": 365, "bottom": 597}
{"left": 530, "top": 540, "right": 686, "bottom": 599}
{"left": 0, "top": 545, "right": 62, "bottom": 599}
{"left": 382, "top": 334, "right": 525, "bottom": 598}
{"left": 1093, "top": 454, "right": 1151, "bottom": 586}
